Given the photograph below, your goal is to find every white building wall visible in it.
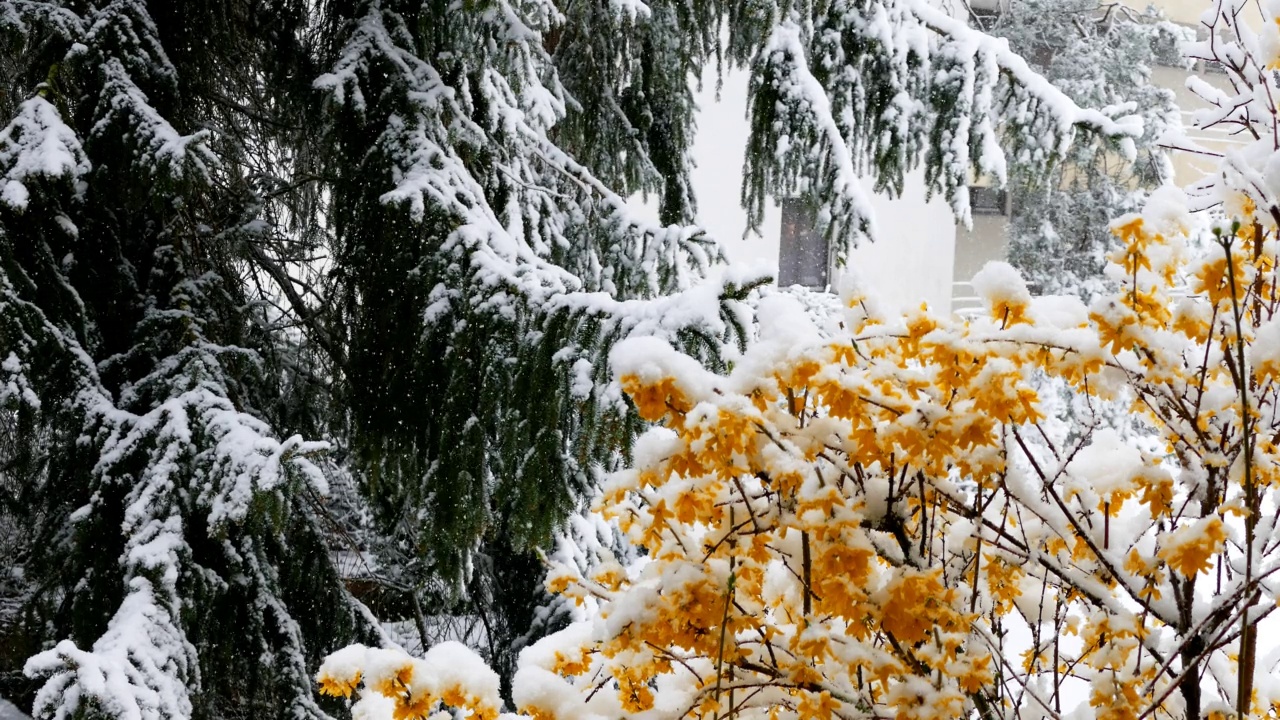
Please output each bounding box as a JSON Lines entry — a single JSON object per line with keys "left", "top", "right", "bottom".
{"left": 629, "top": 0, "right": 1248, "bottom": 319}
{"left": 840, "top": 174, "right": 957, "bottom": 315}
{"left": 1122, "top": 0, "right": 1266, "bottom": 26}
{"left": 639, "top": 62, "right": 958, "bottom": 315}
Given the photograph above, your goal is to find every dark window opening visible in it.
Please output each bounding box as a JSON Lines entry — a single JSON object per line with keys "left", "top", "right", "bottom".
{"left": 778, "top": 199, "right": 830, "bottom": 289}
{"left": 969, "top": 186, "right": 1010, "bottom": 216}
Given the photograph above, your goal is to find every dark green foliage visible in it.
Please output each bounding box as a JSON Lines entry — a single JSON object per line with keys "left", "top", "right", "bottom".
{"left": 0, "top": 1, "right": 378, "bottom": 717}
{"left": 552, "top": 0, "right": 718, "bottom": 224}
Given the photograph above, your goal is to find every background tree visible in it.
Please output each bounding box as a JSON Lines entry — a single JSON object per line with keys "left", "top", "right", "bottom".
{"left": 979, "top": 0, "right": 1189, "bottom": 299}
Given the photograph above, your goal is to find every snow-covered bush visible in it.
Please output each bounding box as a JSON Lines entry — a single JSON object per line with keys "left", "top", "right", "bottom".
{"left": 317, "top": 188, "right": 1280, "bottom": 720}
{"left": 317, "top": 3, "right": 1280, "bottom": 714}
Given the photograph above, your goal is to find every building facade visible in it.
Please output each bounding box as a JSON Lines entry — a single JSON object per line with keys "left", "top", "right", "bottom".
{"left": 949, "top": 0, "right": 1238, "bottom": 310}
{"left": 651, "top": 0, "right": 1222, "bottom": 314}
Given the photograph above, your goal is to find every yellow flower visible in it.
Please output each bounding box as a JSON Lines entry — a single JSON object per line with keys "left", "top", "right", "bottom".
{"left": 797, "top": 690, "right": 839, "bottom": 720}
{"left": 317, "top": 670, "right": 361, "bottom": 698}
{"left": 881, "top": 569, "right": 956, "bottom": 644}
{"left": 1159, "top": 517, "right": 1227, "bottom": 577}
{"left": 620, "top": 374, "right": 692, "bottom": 421}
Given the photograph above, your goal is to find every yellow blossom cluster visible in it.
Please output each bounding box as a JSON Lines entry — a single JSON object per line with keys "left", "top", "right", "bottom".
{"left": 315, "top": 643, "right": 502, "bottom": 720}
{"left": 316, "top": 180, "right": 1280, "bottom": 720}
{"left": 316, "top": 183, "right": 1280, "bottom": 720}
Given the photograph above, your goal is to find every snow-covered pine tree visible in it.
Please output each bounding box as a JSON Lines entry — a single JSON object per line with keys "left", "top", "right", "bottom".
{"left": 314, "top": 0, "right": 756, "bottom": 684}
{"left": 0, "top": 2, "right": 380, "bottom": 717}
{"left": 736, "top": 0, "right": 1141, "bottom": 261}
{"left": 1, "top": 0, "right": 1139, "bottom": 715}
{"left": 982, "top": 0, "right": 1188, "bottom": 298}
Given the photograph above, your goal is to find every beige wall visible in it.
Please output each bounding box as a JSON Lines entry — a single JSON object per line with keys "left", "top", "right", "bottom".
{"left": 1123, "top": 0, "right": 1267, "bottom": 28}
{"left": 1152, "top": 64, "right": 1240, "bottom": 185}
{"left": 953, "top": 214, "right": 1010, "bottom": 312}
{"left": 951, "top": 0, "right": 1251, "bottom": 310}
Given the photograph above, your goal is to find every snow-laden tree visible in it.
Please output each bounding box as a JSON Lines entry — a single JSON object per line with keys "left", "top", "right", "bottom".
{"left": 0, "top": 2, "right": 380, "bottom": 717}
{"left": 982, "top": 0, "right": 1188, "bottom": 299}
{"left": 0, "top": 0, "right": 1135, "bottom": 716}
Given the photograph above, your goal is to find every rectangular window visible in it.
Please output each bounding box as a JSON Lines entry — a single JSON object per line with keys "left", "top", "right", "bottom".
{"left": 968, "top": 0, "right": 1004, "bottom": 29}
{"left": 778, "top": 199, "right": 830, "bottom": 289}
{"left": 969, "top": 186, "right": 1010, "bottom": 216}
{"left": 1198, "top": 59, "right": 1229, "bottom": 75}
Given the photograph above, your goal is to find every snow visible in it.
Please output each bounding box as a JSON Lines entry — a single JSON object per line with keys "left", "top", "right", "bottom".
{"left": 569, "top": 358, "right": 595, "bottom": 400}
{"left": 609, "top": 336, "right": 717, "bottom": 398}
{"left": 0, "top": 3, "right": 84, "bottom": 39}
{"left": 317, "top": 642, "right": 503, "bottom": 719}
{"left": 0, "top": 97, "right": 90, "bottom": 210}
{"left": 0, "top": 698, "right": 30, "bottom": 720}
{"left": 1139, "top": 184, "right": 1191, "bottom": 236}
{"left": 1250, "top": 316, "right": 1280, "bottom": 372}
{"left": 724, "top": 293, "right": 826, "bottom": 393}
{"left": 631, "top": 427, "right": 681, "bottom": 475}
{"left": 512, "top": 623, "right": 604, "bottom": 720}
{"left": 0, "top": 352, "right": 41, "bottom": 410}
{"left": 512, "top": 666, "right": 591, "bottom": 720}
{"left": 971, "top": 261, "right": 1032, "bottom": 309}
{"left": 25, "top": 578, "right": 195, "bottom": 720}
{"left": 415, "top": 640, "right": 502, "bottom": 704}
{"left": 1030, "top": 294, "right": 1089, "bottom": 329}
{"left": 1066, "top": 429, "right": 1144, "bottom": 500}
{"left": 756, "top": 293, "right": 821, "bottom": 350}
{"left": 350, "top": 691, "right": 397, "bottom": 720}
{"left": 607, "top": 0, "right": 650, "bottom": 22}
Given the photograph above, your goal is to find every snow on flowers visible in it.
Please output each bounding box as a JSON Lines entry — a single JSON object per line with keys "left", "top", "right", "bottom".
{"left": 318, "top": 182, "right": 1280, "bottom": 719}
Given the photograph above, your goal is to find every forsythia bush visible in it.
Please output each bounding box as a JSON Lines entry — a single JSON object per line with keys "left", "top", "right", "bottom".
{"left": 317, "top": 183, "right": 1280, "bottom": 720}
{"left": 318, "top": 4, "right": 1280, "bottom": 715}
